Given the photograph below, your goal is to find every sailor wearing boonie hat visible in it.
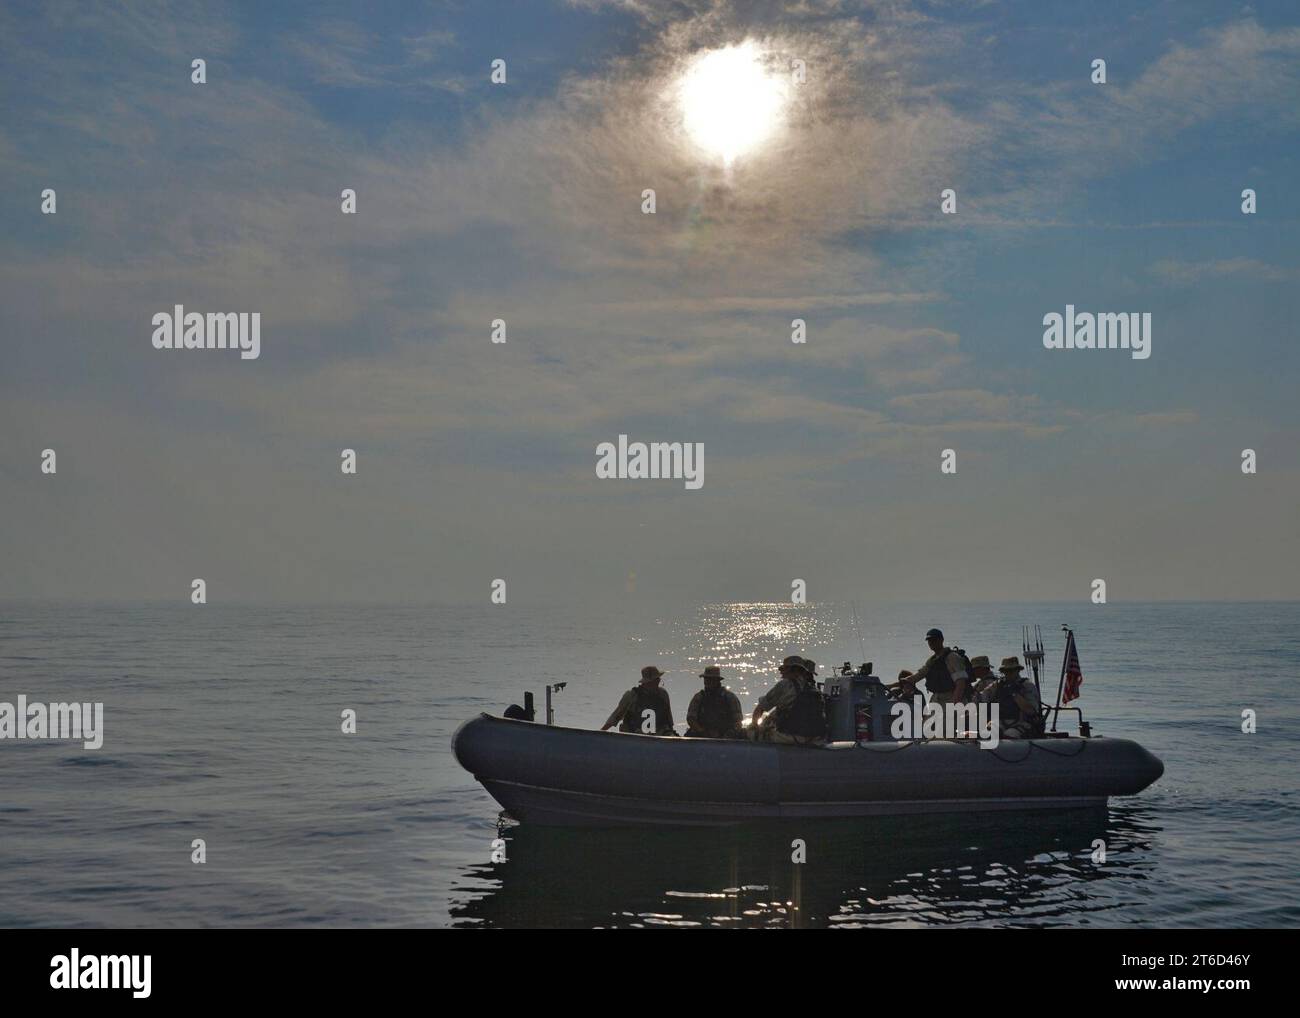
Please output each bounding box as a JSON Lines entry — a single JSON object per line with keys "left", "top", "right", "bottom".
{"left": 969, "top": 655, "right": 998, "bottom": 702}
{"left": 750, "top": 656, "right": 827, "bottom": 745}
{"left": 601, "top": 665, "right": 676, "bottom": 735}
{"left": 993, "top": 656, "right": 1043, "bottom": 739}
{"left": 686, "top": 666, "right": 744, "bottom": 739}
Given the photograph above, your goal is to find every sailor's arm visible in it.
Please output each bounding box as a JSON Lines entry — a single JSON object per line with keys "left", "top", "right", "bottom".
{"left": 600, "top": 689, "right": 636, "bottom": 731}
{"left": 754, "top": 678, "right": 796, "bottom": 722}
{"left": 949, "top": 653, "right": 970, "bottom": 701}
{"left": 908, "top": 654, "right": 937, "bottom": 682}
{"left": 945, "top": 652, "right": 968, "bottom": 676}
{"left": 727, "top": 691, "right": 743, "bottom": 727}
{"left": 1013, "top": 685, "right": 1039, "bottom": 714}
{"left": 658, "top": 692, "right": 675, "bottom": 731}
{"left": 686, "top": 691, "right": 703, "bottom": 731}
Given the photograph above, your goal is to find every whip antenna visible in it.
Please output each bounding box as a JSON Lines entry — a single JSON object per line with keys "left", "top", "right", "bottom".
{"left": 851, "top": 600, "right": 866, "bottom": 662}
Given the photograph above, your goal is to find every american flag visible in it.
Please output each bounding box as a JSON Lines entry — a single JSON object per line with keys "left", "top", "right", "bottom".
{"left": 1063, "top": 630, "right": 1084, "bottom": 703}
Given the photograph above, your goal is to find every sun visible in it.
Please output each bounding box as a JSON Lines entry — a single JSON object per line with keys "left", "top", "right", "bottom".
{"left": 677, "top": 41, "right": 789, "bottom": 166}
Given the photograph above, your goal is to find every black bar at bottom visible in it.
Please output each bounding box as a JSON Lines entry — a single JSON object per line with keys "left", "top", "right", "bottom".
{"left": 0, "top": 928, "right": 1284, "bottom": 1003}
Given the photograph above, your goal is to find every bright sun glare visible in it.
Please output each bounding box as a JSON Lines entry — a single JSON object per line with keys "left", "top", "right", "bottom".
{"left": 677, "top": 41, "right": 788, "bottom": 166}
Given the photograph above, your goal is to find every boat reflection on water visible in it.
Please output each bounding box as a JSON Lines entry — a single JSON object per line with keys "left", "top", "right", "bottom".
{"left": 449, "top": 806, "right": 1160, "bottom": 928}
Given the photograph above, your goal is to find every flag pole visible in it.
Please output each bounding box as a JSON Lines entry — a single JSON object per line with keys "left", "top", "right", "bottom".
{"left": 1050, "top": 625, "right": 1071, "bottom": 732}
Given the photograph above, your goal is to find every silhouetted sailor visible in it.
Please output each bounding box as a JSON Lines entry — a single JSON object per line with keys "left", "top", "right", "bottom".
{"left": 750, "top": 656, "right": 827, "bottom": 745}
{"left": 968, "top": 654, "right": 996, "bottom": 702}
{"left": 897, "top": 628, "right": 970, "bottom": 704}
{"left": 601, "top": 666, "right": 676, "bottom": 734}
{"left": 686, "top": 666, "right": 744, "bottom": 738}
{"left": 988, "top": 656, "right": 1043, "bottom": 739}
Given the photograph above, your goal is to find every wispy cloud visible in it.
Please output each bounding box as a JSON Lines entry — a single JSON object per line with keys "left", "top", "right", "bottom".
{"left": 1152, "top": 257, "right": 1300, "bottom": 285}
{"left": 288, "top": 20, "right": 464, "bottom": 92}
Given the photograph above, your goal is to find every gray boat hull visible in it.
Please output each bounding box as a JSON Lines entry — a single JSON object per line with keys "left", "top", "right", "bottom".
{"left": 452, "top": 714, "right": 1164, "bottom": 827}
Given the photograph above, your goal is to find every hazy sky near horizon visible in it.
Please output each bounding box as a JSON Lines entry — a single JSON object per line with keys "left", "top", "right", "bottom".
{"left": 2, "top": 0, "right": 1298, "bottom": 605}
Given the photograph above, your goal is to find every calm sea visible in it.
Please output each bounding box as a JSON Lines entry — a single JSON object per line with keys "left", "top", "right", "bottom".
{"left": 1, "top": 600, "right": 1297, "bottom": 928}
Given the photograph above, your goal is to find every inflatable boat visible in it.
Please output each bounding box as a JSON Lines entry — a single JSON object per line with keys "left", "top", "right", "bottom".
{"left": 451, "top": 713, "right": 1164, "bottom": 827}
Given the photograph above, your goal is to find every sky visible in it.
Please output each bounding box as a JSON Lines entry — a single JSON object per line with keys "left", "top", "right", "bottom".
{"left": 1, "top": 0, "right": 1298, "bottom": 605}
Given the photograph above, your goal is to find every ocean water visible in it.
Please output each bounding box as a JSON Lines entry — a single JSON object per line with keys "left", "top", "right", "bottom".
{"left": 0, "top": 600, "right": 1297, "bottom": 929}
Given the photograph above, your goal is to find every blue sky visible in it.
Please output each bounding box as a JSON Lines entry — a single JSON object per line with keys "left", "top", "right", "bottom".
{"left": 2, "top": 0, "right": 1297, "bottom": 603}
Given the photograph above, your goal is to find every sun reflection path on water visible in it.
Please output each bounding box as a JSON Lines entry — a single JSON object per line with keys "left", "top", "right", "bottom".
{"left": 661, "top": 601, "right": 851, "bottom": 699}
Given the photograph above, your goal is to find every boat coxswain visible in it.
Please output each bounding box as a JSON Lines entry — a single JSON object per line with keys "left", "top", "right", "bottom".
{"left": 896, "top": 627, "right": 970, "bottom": 704}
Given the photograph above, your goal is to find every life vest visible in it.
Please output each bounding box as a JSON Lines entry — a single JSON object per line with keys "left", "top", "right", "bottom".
{"left": 925, "top": 647, "right": 973, "bottom": 695}
{"left": 777, "top": 680, "right": 827, "bottom": 740}
{"left": 925, "top": 649, "right": 956, "bottom": 693}
{"left": 620, "top": 686, "right": 667, "bottom": 733}
{"left": 694, "top": 687, "right": 735, "bottom": 735}
{"left": 996, "top": 676, "right": 1042, "bottom": 733}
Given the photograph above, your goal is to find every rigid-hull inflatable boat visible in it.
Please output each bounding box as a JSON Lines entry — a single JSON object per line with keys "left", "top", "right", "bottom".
{"left": 452, "top": 713, "right": 1164, "bottom": 828}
